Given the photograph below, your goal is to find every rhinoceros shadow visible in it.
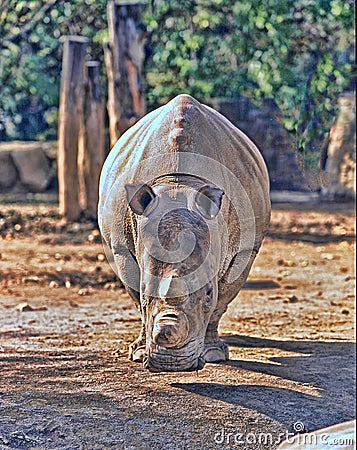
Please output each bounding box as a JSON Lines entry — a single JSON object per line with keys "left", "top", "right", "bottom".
{"left": 172, "top": 335, "right": 356, "bottom": 432}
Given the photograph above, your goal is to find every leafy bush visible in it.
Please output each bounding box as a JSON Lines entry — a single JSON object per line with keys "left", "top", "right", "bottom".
{"left": 0, "top": 0, "right": 107, "bottom": 141}
{"left": 0, "top": 0, "right": 355, "bottom": 168}
{"left": 144, "top": 0, "right": 355, "bottom": 164}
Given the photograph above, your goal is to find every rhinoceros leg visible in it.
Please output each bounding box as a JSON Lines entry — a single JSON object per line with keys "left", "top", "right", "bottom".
{"left": 128, "top": 323, "right": 146, "bottom": 362}
{"left": 204, "top": 325, "right": 230, "bottom": 363}
{"left": 204, "top": 250, "right": 259, "bottom": 363}
{"left": 125, "top": 286, "right": 146, "bottom": 362}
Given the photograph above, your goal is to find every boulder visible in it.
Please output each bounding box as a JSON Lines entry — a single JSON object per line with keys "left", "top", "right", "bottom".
{"left": 214, "top": 97, "right": 306, "bottom": 191}
{"left": 9, "top": 142, "right": 51, "bottom": 192}
{"left": 0, "top": 149, "right": 18, "bottom": 189}
{"left": 323, "top": 92, "right": 356, "bottom": 200}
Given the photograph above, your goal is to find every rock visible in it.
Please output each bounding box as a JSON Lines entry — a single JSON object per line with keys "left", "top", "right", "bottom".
{"left": 21, "top": 276, "right": 40, "bottom": 284}
{"left": 323, "top": 92, "right": 356, "bottom": 200}
{"left": 15, "top": 302, "right": 35, "bottom": 312}
{"left": 0, "top": 150, "right": 18, "bottom": 189}
{"left": 278, "top": 420, "right": 355, "bottom": 449}
{"left": 78, "top": 287, "right": 94, "bottom": 296}
{"left": 214, "top": 97, "right": 305, "bottom": 191}
{"left": 10, "top": 143, "right": 51, "bottom": 192}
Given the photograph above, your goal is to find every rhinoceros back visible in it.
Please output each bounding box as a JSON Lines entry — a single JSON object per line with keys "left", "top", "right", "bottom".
{"left": 98, "top": 94, "right": 270, "bottom": 287}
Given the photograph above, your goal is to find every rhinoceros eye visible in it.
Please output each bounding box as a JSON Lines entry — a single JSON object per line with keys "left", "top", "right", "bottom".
{"left": 125, "top": 183, "right": 156, "bottom": 215}
{"left": 206, "top": 287, "right": 213, "bottom": 296}
{"left": 195, "top": 185, "right": 224, "bottom": 219}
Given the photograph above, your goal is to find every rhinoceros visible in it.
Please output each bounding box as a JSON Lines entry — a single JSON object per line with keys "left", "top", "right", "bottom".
{"left": 98, "top": 94, "right": 270, "bottom": 372}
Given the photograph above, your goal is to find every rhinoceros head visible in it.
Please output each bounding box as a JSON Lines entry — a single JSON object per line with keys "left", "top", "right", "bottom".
{"left": 125, "top": 180, "right": 224, "bottom": 372}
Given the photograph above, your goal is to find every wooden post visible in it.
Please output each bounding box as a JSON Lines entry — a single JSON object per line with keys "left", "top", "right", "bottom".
{"left": 58, "top": 36, "right": 88, "bottom": 221}
{"left": 323, "top": 92, "right": 356, "bottom": 199}
{"left": 105, "top": 0, "right": 146, "bottom": 147}
{"left": 78, "top": 61, "right": 105, "bottom": 218}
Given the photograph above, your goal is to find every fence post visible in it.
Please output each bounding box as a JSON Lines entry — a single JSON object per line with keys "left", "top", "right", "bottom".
{"left": 323, "top": 92, "right": 356, "bottom": 199}
{"left": 78, "top": 61, "right": 105, "bottom": 218}
{"left": 105, "top": 0, "right": 146, "bottom": 147}
{"left": 58, "top": 36, "right": 88, "bottom": 221}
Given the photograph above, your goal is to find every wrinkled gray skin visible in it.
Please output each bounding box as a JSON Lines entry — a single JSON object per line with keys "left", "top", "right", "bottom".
{"left": 98, "top": 95, "right": 271, "bottom": 372}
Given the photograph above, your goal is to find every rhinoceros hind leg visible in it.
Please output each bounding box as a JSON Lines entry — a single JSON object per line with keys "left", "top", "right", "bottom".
{"left": 203, "top": 328, "right": 229, "bottom": 363}
{"left": 128, "top": 324, "right": 146, "bottom": 363}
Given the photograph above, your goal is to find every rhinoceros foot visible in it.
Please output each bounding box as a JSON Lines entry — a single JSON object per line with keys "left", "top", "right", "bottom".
{"left": 203, "top": 340, "right": 229, "bottom": 363}
{"left": 128, "top": 337, "right": 146, "bottom": 363}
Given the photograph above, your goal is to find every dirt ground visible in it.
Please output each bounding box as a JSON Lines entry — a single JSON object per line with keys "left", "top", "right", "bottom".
{"left": 0, "top": 200, "right": 355, "bottom": 450}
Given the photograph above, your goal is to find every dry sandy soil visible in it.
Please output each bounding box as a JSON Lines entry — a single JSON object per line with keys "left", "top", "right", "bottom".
{"left": 0, "top": 200, "right": 355, "bottom": 450}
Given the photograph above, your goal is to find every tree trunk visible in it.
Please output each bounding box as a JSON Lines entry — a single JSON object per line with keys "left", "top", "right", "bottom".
{"left": 58, "top": 36, "right": 88, "bottom": 221}
{"left": 78, "top": 61, "right": 105, "bottom": 218}
{"left": 105, "top": 0, "right": 146, "bottom": 148}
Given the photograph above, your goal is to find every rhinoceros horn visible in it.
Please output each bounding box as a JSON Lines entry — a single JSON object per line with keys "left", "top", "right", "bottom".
{"left": 159, "top": 274, "right": 189, "bottom": 300}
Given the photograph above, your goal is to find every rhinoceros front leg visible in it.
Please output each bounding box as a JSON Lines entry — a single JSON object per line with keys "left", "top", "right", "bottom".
{"left": 204, "top": 323, "right": 230, "bottom": 363}
{"left": 204, "top": 250, "right": 258, "bottom": 363}
{"left": 128, "top": 322, "right": 146, "bottom": 362}
{"left": 125, "top": 286, "right": 146, "bottom": 363}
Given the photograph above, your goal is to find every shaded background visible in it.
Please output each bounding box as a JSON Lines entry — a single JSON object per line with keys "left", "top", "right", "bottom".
{"left": 0, "top": 0, "right": 355, "bottom": 169}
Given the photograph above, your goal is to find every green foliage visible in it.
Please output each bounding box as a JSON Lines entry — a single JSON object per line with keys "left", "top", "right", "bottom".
{"left": 143, "top": 0, "right": 355, "bottom": 164}
{"left": 0, "top": 0, "right": 355, "bottom": 169}
{"left": 0, "top": 0, "right": 107, "bottom": 140}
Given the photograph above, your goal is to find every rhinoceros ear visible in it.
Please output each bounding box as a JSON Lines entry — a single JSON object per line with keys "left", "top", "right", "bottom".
{"left": 195, "top": 185, "right": 224, "bottom": 219}
{"left": 125, "top": 183, "right": 156, "bottom": 215}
